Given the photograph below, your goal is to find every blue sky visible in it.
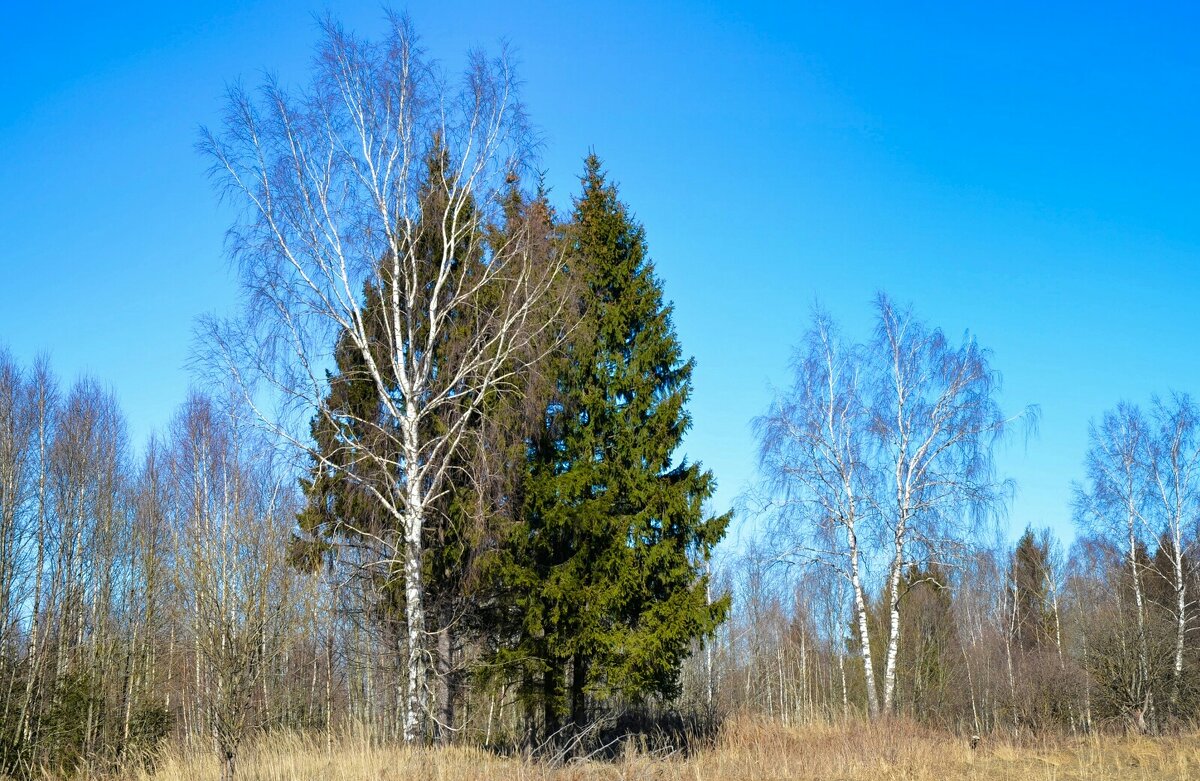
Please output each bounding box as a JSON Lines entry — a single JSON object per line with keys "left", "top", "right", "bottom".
{"left": 2, "top": 2, "right": 1198, "bottom": 547}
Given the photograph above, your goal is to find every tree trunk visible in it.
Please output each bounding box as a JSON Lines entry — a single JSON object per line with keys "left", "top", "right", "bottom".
{"left": 402, "top": 508, "right": 426, "bottom": 744}
{"left": 837, "top": 651, "right": 849, "bottom": 718}
{"left": 542, "top": 665, "right": 561, "bottom": 743}
{"left": 325, "top": 630, "right": 334, "bottom": 750}
{"left": 849, "top": 526, "right": 879, "bottom": 717}
{"left": 1127, "top": 502, "right": 1152, "bottom": 729}
{"left": 1172, "top": 543, "right": 1187, "bottom": 704}
{"left": 881, "top": 528, "right": 905, "bottom": 713}
{"left": 436, "top": 624, "right": 454, "bottom": 743}
{"left": 1048, "top": 570, "right": 1065, "bottom": 666}
{"left": 570, "top": 653, "right": 588, "bottom": 734}
{"left": 1004, "top": 584, "right": 1018, "bottom": 726}
{"left": 705, "top": 562, "right": 715, "bottom": 711}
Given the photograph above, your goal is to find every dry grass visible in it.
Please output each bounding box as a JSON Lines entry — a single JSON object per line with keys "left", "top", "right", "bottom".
{"left": 44, "top": 716, "right": 1200, "bottom": 780}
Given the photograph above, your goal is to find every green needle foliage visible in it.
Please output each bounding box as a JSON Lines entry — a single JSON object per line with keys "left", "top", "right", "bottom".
{"left": 493, "top": 154, "right": 729, "bottom": 736}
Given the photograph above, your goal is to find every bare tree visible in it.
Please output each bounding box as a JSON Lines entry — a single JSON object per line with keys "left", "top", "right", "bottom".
{"left": 1074, "top": 402, "right": 1154, "bottom": 727}
{"left": 120, "top": 439, "right": 172, "bottom": 757}
{"left": 199, "top": 14, "right": 562, "bottom": 742}
{"left": 755, "top": 310, "right": 883, "bottom": 716}
{"left": 871, "top": 294, "right": 1023, "bottom": 713}
{"left": 28, "top": 377, "right": 133, "bottom": 767}
{"left": 1145, "top": 395, "right": 1200, "bottom": 708}
{"left": 167, "top": 392, "right": 296, "bottom": 781}
{"left": 0, "top": 349, "right": 35, "bottom": 661}
{"left": 17, "top": 356, "right": 57, "bottom": 755}
{"left": 755, "top": 297, "right": 1025, "bottom": 717}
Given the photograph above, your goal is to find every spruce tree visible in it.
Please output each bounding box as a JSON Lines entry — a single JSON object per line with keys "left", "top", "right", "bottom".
{"left": 1009, "top": 529, "right": 1054, "bottom": 652}
{"left": 496, "top": 154, "right": 728, "bottom": 734}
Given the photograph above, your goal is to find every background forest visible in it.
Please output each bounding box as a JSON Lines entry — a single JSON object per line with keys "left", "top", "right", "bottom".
{"left": 1, "top": 8, "right": 1199, "bottom": 781}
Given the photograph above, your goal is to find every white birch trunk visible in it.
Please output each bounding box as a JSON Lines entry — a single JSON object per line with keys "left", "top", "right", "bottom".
{"left": 881, "top": 513, "right": 906, "bottom": 714}
{"left": 1173, "top": 542, "right": 1186, "bottom": 698}
{"left": 1127, "top": 500, "right": 1150, "bottom": 706}
{"left": 849, "top": 537, "right": 879, "bottom": 716}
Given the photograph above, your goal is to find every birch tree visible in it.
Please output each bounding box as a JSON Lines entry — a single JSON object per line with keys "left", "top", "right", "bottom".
{"left": 16, "top": 356, "right": 57, "bottom": 759}
{"left": 0, "top": 350, "right": 35, "bottom": 663}
{"left": 1145, "top": 395, "right": 1200, "bottom": 708}
{"left": 32, "top": 378, "right": 133, "bottom": 768}
{"left": 199, "top": 14, "right": 562, "bottom": 742}
{"left": 755, "top": 311, "right": 883, "bottom": 716}
{"left": 167, "top": 392, "right": 295, "bottom": 781}
{"left": 1074, "top": 403, "right": 1154, "bottom": 727}
{"left": 871, "top": 294, "right": 1021, "bottom": 713}
{"left": 756, "top": 297, "right": 1024, "bottom": 717}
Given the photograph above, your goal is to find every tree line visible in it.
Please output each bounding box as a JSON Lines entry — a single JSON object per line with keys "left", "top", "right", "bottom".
{"left": 0, "top": 10, "right": 1196, "bottom": 781}
{"left": 705, "top": 302, "right": 1200, "bottom": 736}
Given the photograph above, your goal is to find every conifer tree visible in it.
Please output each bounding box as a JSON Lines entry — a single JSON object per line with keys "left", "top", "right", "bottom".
{"left": 496, "top": 155, "right": 728, "bottom": 734}
{"left": 1010, "top": 529, "right": 1055, "bottom": 652}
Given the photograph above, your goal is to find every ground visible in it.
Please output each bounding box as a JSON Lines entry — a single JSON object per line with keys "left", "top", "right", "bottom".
{"left": 59, "top": 717, "right": 1200, "bottom": 780}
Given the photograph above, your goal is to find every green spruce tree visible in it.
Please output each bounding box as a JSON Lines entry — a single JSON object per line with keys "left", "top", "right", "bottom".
{"left": 1009, "top": 528, "right": 1054, "bottom": 652}
{"left": 494, "top": 154, "right": 729, "bottom": 736}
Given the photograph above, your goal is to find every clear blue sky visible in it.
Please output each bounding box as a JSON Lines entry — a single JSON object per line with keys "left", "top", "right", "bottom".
{"left": 3, "top": 2, "right": 1198, "bottom": 547}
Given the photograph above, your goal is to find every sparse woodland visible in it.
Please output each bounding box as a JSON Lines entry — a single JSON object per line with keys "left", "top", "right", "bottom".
{"left": 2, "top": 12, "right": 1200, "bottom": 781}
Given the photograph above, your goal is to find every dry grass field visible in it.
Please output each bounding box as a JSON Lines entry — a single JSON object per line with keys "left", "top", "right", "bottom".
{"left": 51, "top": 716, "right": 1197, "bottom": 781}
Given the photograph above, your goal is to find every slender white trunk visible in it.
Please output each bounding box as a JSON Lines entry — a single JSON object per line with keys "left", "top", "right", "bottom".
{"left": 849, "top": 529, "right": 879, "bottom": 716}
{"left": 798, "top": 619, "right": 808, "bottom": 720}
{"left": 1004, "top": 584, "right": 1018, "bottom": 724}
{"left": 1173, "top": 543, "right": 1186, "bottom": 700}
{"left": 962, "top": 642, "right": 981, "bottom": 734}
{"left": 881, "top": 522, "right": 905, "bottom": 713}
{"left": 1080, "top": 625, "right": 1093, "bottom": 731}
{"left": 402, "top": 430, "right": 426, "bottom": 743}
{"left": 122, "top": 582, "right": 140, "bottom": 750}
{"left": 1048, "top": 570, "right": 1064, "bottom": 665}
{"left": 838, "top": 651, "right": 849, "bottom": 718}
{"left": 1128, "top": 505, "right": 1150, "bottom": 699}
{"left": 325, "top": 630, "right": 334, "bottom": 750}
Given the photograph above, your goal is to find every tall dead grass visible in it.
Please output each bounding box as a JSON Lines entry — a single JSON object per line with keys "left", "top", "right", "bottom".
{"left": 27, "top": 715, "right": 1200, "bottom": 780}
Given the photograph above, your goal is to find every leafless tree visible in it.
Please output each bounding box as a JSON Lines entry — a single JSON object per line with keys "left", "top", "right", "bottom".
{"left": 16, "top": 356, "right": 57, "bottom": 754}
{"left": 0, "top": 350, "right": 35, "bottom": 661}
{"left": 755, "top": 297, "right": 1027, "bottom": 717}
{"left": 871, "top": 294, "right": 1025, "bottom": 713}
{"left": 755, "top": 310, "right": 883, "bottom": 716}
{"left": 198, "top": 14, "right": 563, "bottom": 741}
{"left": 23, "top": 377, "right": 133, "bottom": 766}
{"left": 166, "top": 392, "right": 296, "bottom": 781}
{"left": 1074, "top": 402, "right": 1154, "bottom": 726}
{"left": 102, "top": 433, "right": 181, "bottom": 764}
{"left": 1145, "top": 394, "right": 1200, "bottom": 706}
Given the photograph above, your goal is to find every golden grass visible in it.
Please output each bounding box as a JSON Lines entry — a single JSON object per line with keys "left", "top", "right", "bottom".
{"left": 47, "top": 716, "right": 1200, "bottom": 781}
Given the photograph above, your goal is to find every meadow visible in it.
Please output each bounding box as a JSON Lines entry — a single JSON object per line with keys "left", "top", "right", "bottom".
{"left": 45, "top": 717, "right": 1198, "bottom": 781}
